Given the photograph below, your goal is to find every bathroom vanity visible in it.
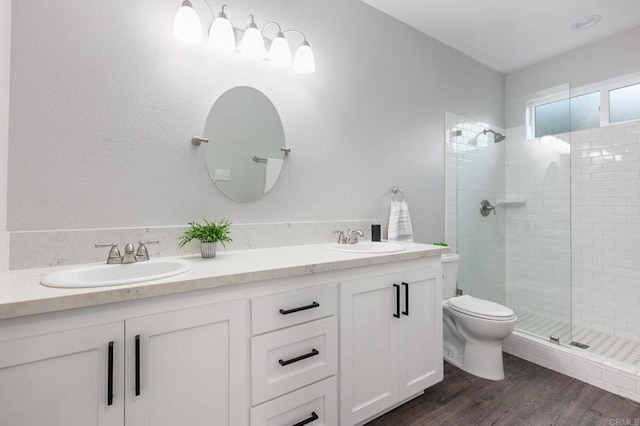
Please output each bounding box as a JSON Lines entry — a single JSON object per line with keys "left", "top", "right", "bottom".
{"left": 0, "top": 243, "right": 445, "bottom": 426}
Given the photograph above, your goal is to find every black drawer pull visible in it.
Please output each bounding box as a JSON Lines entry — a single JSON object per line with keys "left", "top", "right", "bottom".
{"left": 402, "top": 282, "right": 409, "bottom": 316}
{"left": 279, "top": 349, "right": 320, "bottom": 366}
{"left": 279, "top": 302, "right": 320, "bottom": 315}
{"left": 135, "top": 335, "right": 141, "bottom": 396}
{"left": 291, "top": 411, "right": 319, "bottom": 426}
{"left": 107, "top": 341, "right": 114, "bottom": 406}
{"left": 393, "top": 284, "right": 400, "bottom": 318}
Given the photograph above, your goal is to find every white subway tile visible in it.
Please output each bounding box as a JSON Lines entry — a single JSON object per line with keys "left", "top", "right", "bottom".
{"left": 602, "top": 369, "right": 636, "bottom": 391}
{"left": 572, "top": 358, "right": 601, "bottom": 379}
{"left": 619, "top": 388, "right": 640, "bottom": 404}
{"left": 587, "top": 376, "right": 619, "bottom": 394}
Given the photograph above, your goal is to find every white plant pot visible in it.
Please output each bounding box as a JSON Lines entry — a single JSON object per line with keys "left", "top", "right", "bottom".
{"left": 200, "top": 242, "right": 217, "bottom": 258}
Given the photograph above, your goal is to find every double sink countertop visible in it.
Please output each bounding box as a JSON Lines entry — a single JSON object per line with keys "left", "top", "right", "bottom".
{"left": 0, "top": 242, "right": 447, "bottom": 320}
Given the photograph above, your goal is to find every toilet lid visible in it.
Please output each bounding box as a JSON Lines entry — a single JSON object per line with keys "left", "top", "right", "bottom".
{"left": 448, "top": 295, "right": 515, "bottom": 320}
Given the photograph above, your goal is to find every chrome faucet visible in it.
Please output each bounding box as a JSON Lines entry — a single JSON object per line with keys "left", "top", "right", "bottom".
{"left": 95, "top": 240, "right": 159, "bottom": 264}
{"left": 122, "top": 243, "right": 137, "bottom": 264}
{"left": 135, "top": 240, "right": 159, "bottom": 262}
{"left": 333, "top": 230, "right": 347, "bottom": 244}
{"left": 346, "top": 229, "right": 364, "bottom": 244}
{"left": 95, "top": 243, "right": 122, "bottom": 264}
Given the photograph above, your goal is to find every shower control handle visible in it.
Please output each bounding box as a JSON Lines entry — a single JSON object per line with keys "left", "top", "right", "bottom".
{"left": 480, "top": 200, "right": 496, "bottom": 217}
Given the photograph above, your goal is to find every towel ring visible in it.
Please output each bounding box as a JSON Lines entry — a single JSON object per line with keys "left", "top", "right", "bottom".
{"left": 391, "top": 186, "right": 405, "bottom": 202}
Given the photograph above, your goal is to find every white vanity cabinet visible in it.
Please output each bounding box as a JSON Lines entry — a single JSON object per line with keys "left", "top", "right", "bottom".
{"left": 250, "top": 283, "right": 339, "bottom": 426}
{"left": 0, "top": 299, "right": 248, "bottom": 426}
{"left": 339, "top": 266, "right": 443, "bottom": 426}
{"left": 0, "top": 322, "right": 125, "bottom": 426}
{"left": 125, "top": 299, "right": 248, "bottom": 426}
{"left": 0, "top": 244, "right": 446, "bottom": 426}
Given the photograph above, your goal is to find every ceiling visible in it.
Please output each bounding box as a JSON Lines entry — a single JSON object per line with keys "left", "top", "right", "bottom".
{"left": 359, "top": 0, "right": 640, "bottom": 73}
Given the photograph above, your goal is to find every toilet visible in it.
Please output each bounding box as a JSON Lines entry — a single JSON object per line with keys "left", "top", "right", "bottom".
{"left": 441, "top": 253, "right": 517, "bottom": 380}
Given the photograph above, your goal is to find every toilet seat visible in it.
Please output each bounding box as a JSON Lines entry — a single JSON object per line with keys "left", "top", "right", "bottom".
{"left": 448, "top": 295, "right": 516, "bottom": 321}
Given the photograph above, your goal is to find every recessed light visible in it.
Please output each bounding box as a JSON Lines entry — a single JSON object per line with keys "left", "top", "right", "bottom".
{"left": 572, "top": 15, "right": 602, "bottom": 30}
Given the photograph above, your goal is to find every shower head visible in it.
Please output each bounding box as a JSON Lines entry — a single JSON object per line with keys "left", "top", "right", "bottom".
{"left": 468, "top": 129, "right": 506, "bottom": 145}
{"left": 486, "top": 129, "right": 506, "bottom": 143}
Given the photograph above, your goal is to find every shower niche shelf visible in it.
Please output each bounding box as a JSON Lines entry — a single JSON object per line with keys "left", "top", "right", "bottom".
{"left": 496, "top": 199, "right": 527, "bottom": 207}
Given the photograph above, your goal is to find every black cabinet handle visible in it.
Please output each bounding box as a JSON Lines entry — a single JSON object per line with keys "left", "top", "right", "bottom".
{"left": 393, "top": 284, "right": 400, "bottom": 318}
{"left": 135, "top": 335, "right": 141, "bottom": 396}
{"left": 291, "top": 411, "right": 319, "bottom": 426}
{"left": 279, "top": 302, "right": 320, "bottom": 315}
{"left": 107, "top": 341, "right": 114, "bottom": 406}
{"left": 279, "top": 349, "right": 320, "bottom": 366}
{"left": 402, "top": 282, "right": 409, "bottom": 316}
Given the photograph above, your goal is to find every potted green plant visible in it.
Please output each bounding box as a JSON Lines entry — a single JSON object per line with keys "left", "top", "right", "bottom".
{"left": 178, "top": 219, "right": 232, "bottom": 258}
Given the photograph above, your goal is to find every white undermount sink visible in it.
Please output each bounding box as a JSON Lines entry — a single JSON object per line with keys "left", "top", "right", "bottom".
{"left": 41, "top": 258, "right": 193, "bottom": 288}
{"left": 327, "top": 241, "right": 406, "bottom": 254}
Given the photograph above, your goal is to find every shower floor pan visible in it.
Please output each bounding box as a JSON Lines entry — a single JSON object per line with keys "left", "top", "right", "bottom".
{"left": 516, "top": 311, "right": 640, "bottom": 368}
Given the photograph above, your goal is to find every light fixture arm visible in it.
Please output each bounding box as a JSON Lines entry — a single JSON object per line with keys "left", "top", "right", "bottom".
{"left": 282, "top": 29, "right": 309, "bottom": 44}
{"left": 218, "top": 4, "right": 230, "bottom": 19}
{"left": 262, "top": 22, "right": 284, "bottom": 37}
{"left": 246, "top": 14, "right": 258, "bottom": 29}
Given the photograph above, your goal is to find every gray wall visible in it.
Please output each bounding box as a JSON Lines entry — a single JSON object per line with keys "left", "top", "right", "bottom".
{"left": 0, "top": 0, "right": 11, "bottom": 271}
{"left": 8, "top": 0, "right": 504, "bottom": 244}
{"left": 505, "top": 26, "right": 640, "bottom": 127}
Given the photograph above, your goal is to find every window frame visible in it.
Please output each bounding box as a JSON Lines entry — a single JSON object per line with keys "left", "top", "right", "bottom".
{"left": 527, "top": 73, "right": 640, "bottom": 139}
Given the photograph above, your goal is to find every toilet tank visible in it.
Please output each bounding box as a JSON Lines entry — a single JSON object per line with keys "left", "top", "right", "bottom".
{"left": 441, "top": 253, "right": 460, "bottom": 299}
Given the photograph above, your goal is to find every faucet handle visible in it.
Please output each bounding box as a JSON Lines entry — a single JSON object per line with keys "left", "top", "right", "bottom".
{"left": 136, "top": 240, "right": 159, "bottom": 262}
{"left": 333, "top": 230, "right": 347, "bottom": 244}
{"left": 95, "top": 242, "right": 122, "bottom": 264}
{"left": 347, "top": 229, "right": 365, "bottom": 244}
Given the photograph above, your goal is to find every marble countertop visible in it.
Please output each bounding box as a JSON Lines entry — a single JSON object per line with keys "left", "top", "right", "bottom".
{"left": 0, "top": 242, "right": 447, "bottom": 320}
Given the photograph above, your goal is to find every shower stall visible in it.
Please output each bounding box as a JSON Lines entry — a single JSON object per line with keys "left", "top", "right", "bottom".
{"left": 446, "top": 80, "right": 640, "bottom": 372}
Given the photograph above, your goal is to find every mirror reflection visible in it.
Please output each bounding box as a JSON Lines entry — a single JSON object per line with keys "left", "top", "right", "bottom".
{"left": 203, "top": 86, "right": 286, "bottom": 203}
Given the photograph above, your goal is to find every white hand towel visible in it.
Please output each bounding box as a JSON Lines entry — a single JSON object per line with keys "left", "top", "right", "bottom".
{"left": 388, "top": 200, "right": 414, "bottom": 242}
{"left": 264, "top": 158, "right": 284, "bottom": 194}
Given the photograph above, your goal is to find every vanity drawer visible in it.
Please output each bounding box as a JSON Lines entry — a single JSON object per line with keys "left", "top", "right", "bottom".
{"left": 251, "top": 317, "right": 337, "bottom": 405}
{"left": 251, "top": 377, "right": 337, "bottom": 426}
{"left": 251, "top": 283, "right": 337, "bottom": 335}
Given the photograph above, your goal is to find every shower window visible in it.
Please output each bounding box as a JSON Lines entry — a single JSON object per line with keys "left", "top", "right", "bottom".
{"left": 527, "top": 73, "right": 640, "bottom": 138}
{"left": 609, "top": 82, "right": 640, "bottom": 124}
{"left": 533, "top": 91, "right": 599, "bottom": 138}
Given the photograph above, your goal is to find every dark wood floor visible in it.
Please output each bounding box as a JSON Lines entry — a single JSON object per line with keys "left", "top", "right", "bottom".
{"left": 366, "top": 354, "right": 640, "bottom": 426}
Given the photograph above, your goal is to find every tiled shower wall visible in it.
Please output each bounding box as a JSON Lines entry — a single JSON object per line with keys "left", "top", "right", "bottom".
{"left": 449, "top": 114, "right": 640, "bottom": 345}
{"left": 570, "top": 120, "right": 640, "bottom": 342}
{"left": 446, "top": 113, "right": 506, "bottom": 304}
{"left": 501, "top": 120, "right": 640, "bottom": 343}
{"left": 504, "top": 127, "right": 572, "bottom": 324}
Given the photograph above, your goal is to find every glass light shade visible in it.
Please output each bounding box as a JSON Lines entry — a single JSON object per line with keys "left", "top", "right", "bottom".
{"left": 241, "top": 26, "right": 266, "bottom": 60}
{"left": 293, "top": 43, "right": 315, "bottom": 74}
{"left": 269, "top": 36, "right": 292, "bottom": 67}
{"left": 173, "top": 2, "right": 203, "bottom": 44}
{"left": 209, "top": 16, "right": 236, "bottom": 52}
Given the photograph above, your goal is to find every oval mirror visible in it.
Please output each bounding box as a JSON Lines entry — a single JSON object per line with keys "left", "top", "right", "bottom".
{"left": 203, "top": 87, "right": 286, "bottom": 202}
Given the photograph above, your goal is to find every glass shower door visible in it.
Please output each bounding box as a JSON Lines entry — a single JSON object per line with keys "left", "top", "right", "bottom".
{"left": 447, "top": 86, "right": 573, "bottom": 347}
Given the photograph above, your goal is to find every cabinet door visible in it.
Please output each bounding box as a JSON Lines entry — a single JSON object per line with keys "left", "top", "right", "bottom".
{"left": 397, "top": 267, "right": 443, "bottom": 400}
{"left": 125, "top": 299, "right": 248, "bottom": 426}
{"left": 339, "top": 274, "right": 399, "bottom": 426}
{"left": 0, "top": 322, "right": 124, "bottom": 426}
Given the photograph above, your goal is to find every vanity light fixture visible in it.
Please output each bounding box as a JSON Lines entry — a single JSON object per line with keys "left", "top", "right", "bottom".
{"left": 240, "top": 15, "right": 266, "bottom": 60}
{"left": 263, "top": 23, "right": 291, "bottom": 67}
{"left": 208, "top": 5, "right": 235, "bottom": 52}
{"left": 290, "top": 32, "right": 316, "bottom": 75}
{"left": 172, "top": 1, "right": 315, "bottom": 74}
{"left": 173, "top": 0, "right": 204, "bottom": 44}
